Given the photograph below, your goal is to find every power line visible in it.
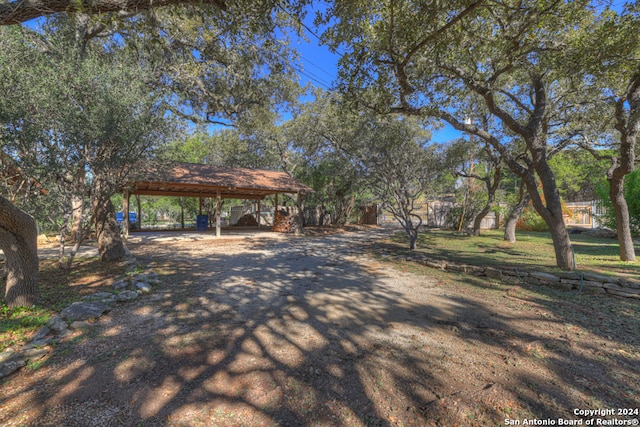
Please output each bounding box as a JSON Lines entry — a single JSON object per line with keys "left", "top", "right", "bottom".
{"left": 290, "top": 60, "right": 332, "bottom": 89}
{"left": 297, "top": 54, "right": 335, "bottom": 80}
{"left": 275, "top": 0, "right": 345, "bottom": 89}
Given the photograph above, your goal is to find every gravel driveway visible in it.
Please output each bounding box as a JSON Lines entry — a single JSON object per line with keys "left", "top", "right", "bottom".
{"left": 1, "top": 226, "right": 638, "bottom": 426}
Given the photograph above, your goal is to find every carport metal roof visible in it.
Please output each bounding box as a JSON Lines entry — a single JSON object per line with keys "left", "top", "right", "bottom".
{"left": 127, "top": 162, "right": 312, "bottom": 199}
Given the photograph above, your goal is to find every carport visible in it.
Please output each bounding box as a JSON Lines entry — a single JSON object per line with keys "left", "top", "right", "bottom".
{"left": 122, "top": 162, "right": 312, "bottom": 238}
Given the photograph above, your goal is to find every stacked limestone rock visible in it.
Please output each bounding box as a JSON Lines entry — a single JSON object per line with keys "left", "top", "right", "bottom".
{"left": 395, "top": 252, "right": 640, "bottom": 299}
{"left": 0, "top": 257, "right": 160, "bottom": 379}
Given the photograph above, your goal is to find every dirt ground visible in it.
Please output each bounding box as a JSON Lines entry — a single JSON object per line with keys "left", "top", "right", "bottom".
{"left": 1, "top": 227, "right": 639, "bottom": 426}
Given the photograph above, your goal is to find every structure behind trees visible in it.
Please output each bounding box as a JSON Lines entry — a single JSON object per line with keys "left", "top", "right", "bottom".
{"left": 122, "top": 163, "right": 312, "bottom": 237}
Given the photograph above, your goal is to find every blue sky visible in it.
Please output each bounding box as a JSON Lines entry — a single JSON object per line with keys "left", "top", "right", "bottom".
{"left": 287, "top": 13, "right": 461, "bottom": 144}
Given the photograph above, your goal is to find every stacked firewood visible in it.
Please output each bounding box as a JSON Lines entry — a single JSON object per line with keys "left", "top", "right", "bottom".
{"left": 235, "top": 214, "right": 258, "bottom": 226}
{"left": 272, "top": 210, "right": 299, "bottom": 233}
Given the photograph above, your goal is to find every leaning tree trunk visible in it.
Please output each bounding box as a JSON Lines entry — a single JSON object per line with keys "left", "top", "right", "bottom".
{"left": 504, "top": 183, "right": 531, "bottom": 243}
{"left": 471, "top": 165, "right": 502, "bottom": 236}
{"left": 0, "top": 195, "right": 39, "bottom": 308}
{"left": 527, "top": 158, "right": 575, "bottom": 270}
{"left": 472, "top": 204, "right": 491, "bottom": 236}
{"left": 609, "top": 172, "right": 636, "bottom": 261}
{"left": 607, "top": 79, "right": 639, "bottom": 262}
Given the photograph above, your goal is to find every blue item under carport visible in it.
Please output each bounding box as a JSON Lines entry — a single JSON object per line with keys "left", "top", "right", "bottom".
{"left": 196, "top": 215, "right": 208, "bottom": 231}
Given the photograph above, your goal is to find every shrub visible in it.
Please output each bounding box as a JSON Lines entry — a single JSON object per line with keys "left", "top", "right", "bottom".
{"left": 516, "top": 207, "right": 549, "bottom": 231}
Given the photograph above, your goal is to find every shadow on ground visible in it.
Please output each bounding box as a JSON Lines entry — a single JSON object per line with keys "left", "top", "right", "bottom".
{"left": 0, "top": 228, "right": 638, "bottom": 426}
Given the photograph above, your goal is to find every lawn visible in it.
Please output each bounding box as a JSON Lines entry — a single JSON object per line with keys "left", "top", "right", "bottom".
{"left": 387, "top": 228, "right": 640, "bottom": 277}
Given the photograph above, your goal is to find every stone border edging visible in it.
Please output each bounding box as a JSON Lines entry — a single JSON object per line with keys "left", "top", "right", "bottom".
{"left": 389, "top": 253, "right": 640, "bottom": 299}
{"left": 0, "top": 256, "right": 160, "bottom": 379}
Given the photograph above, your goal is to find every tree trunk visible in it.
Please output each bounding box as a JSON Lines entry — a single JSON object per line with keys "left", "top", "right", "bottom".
{"left": 607, "top": 80, "right": 639, "bottom": 262}
{"left": 526, "top": 164, "right": 575, "bottom": 270}
{"left": 0, "top": 195, "right": 39, "bottom": 308}
{"left": 472, "top": 205, "right": 490, "bottom": 236}
{"left": 504, "top": 192, "right": 531, "bottom": 243}
{"left": 68, "top": 166, "right": 86, "bottom": 242}
{"left": 609, "top": 173, "right": 636, "bottom": 261}
{"left": 472, "top": 165, "right": 502, "bottom": 236}
{"left": 408, "top": 228, "right": 418, "bottom": 250}
{"left": 58, "top": 211, "right": 70, "bottom": 267}
{"left": 94, "top": 194, "right": 127, "bottom": 262}
{"left": 70, "top": 194, "right": 84, "bottom": 241}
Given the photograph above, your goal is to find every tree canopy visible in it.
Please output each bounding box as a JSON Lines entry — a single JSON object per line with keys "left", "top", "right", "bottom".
{"left": 318, "top": 0, "right": 639, "bottom": 269}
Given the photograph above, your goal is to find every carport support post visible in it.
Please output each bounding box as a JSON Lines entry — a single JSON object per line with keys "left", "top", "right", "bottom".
{"left": 296, "top": 191, "right": 304, "bottom": 235}
{"left": 123, "top": 190, "right": 130, "bottom": 240}
{"left": 216, "top": 188, "right": 221, "bottom": 238}
{"left": 136, "top": 194, "right": 142, "bottom": 231}
{"left": 180, "top": 197, "right": 184, "bottom": 229}
{"left": 274, "top": 193, "right": 279, "bottom": 228}
{"left": 257, "top": 199, "right": 261, "bottom": 230}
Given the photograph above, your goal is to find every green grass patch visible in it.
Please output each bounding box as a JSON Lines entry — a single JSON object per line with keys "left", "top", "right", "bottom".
{"left": 388, "top": 229, "right": 640, "bottom": 276}
{"left": 0, "top": 305, "right": 51, "bottom": 352}
{"left": 1, "top": 257, "right": 128, "bottom": 352}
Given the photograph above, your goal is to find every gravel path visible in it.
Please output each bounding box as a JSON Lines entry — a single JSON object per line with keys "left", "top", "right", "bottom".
{"left": 3, "top": 227, "right": 637, "bottom": 426}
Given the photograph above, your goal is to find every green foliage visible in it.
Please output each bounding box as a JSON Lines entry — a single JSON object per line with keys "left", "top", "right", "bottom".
{"left": 517, "top": 208, "right": 549, "bottom": 232}
{"left": 125, "top": 3, "right": 304, "bottom": 130}
{"left": 0, "top": 20, "right": 177, "bottom": 233}
{"left": 0, "top": 305, "right": 51, "bottom": 352}
{"left": 289, "top": 91, "right": 368, "bottom": 225}
{"left": 548, "top": 150, "right": 609, "bottom": 202}
{"left": 596, "top": 170, "right": 640, "bottom": 236}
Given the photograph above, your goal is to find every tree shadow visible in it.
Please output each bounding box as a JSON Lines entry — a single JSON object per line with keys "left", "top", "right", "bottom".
{"left": 0, "top": 229, "right": 638, "bottom": 426}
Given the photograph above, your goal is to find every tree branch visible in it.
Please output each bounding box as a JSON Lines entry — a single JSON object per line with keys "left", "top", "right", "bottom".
{"left": 0, "top": 0, "right": 226, "bottom": 26}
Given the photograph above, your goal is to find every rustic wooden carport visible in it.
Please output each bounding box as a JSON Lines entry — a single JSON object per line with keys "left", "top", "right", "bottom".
{"left": 122, "top": 162, "right": 312, "bottom": 238}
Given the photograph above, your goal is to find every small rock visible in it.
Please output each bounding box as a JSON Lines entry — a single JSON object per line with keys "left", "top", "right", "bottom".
{"left": 23, "top": 339, "right": 52, "bottom": 350}
{"left": 582, "top": 272, "right": 615, "bottom": 283}
{"left": 133, "top": 273, "right": 148, "bottom": 282}
{"left": 121, "top": 256, "right": 137, "bottom": 266}
{"left": 61, "top": 302, "right": 111, "bottom": 322}
{"left": 23, "top": 347, "right": 49, "bottom": 361}
{"left": 136, "top": 282, "right": 153, "bottom": 293}
{"left": 619, "top": 278, "right": 640, "bottom": 289}
{"left": 530, "top": 272, "right": 560, "bottom": 283}
{"left": 47, "top": 316, "right": 69, "bottom": 333}
{"left": 116, "top": 290, "right": 139, "bottom": 302}
{"left": 32, "top": 326, "right": 51, "bottom": 341}
{"left": 112, "top": 279, "right": 129, "bottom": 290}
{"left": 70, "top": 320, "right": 92, "bottom": 330}
{"left": 485, "top": 267, "right": 503, "bottom": 279}
{"left": 0, "top": 349, "right": 17, "bottom": 364}
{"left": 83, "top": 292, "right": 116, "bottom": 302}
{"left": 0, "top": 354, "right": 26, "bottom": 379}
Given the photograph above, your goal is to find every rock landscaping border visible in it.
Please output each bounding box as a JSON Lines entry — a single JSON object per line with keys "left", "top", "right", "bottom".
{"left": 390, "top": 253, "right": 640, "bottom": 299}
{"left": 0, "top": 256, "right": 159, "bottom": 379}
